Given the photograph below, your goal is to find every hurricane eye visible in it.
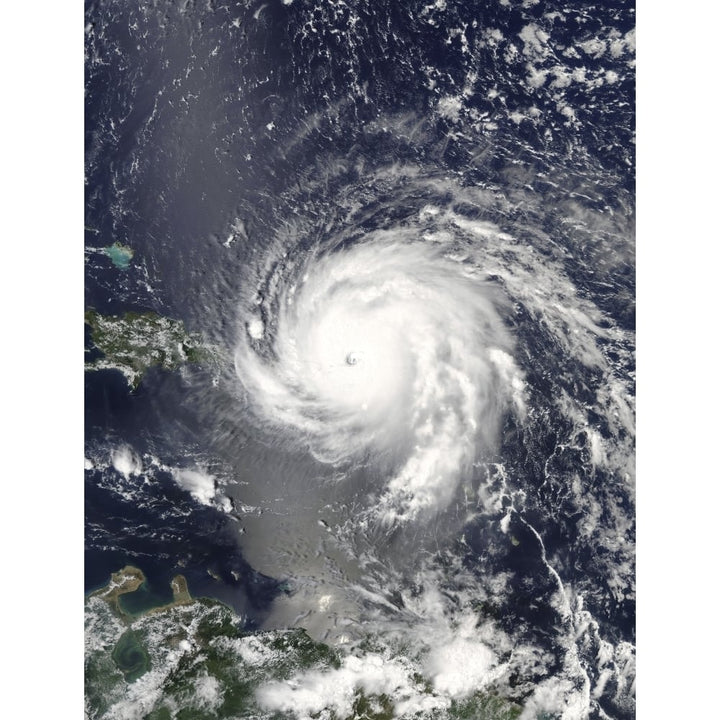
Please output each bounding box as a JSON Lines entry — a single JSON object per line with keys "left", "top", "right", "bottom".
{"left": 233, "top": 238, "right": 524, "bottom": 522}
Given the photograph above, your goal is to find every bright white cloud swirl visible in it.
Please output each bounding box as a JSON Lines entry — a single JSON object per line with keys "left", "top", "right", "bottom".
{"left": 234, "top": 225, "right": 526, "bottom": 522}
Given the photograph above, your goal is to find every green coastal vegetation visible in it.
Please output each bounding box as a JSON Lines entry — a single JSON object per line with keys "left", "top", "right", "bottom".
{"left": 85, "top": 567, "right": 340, "bottom": 718}
{"left": 84, "top": 309, "right": 215, "bottom": 390}
{"left": 85, "top": 567, "right": 524, "bottom": 720}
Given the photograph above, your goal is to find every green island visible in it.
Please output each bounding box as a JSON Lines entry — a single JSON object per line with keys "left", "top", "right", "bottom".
{"left": 85, "top": 567, "right": 524, "bottom": 720}
{"left": 85, "top": 308, "right": 216, "bottom": 390}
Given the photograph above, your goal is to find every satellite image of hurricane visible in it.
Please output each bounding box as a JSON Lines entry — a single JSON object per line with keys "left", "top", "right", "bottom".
{"left": 84, "top": 1, "right": 635, "bottom": 718}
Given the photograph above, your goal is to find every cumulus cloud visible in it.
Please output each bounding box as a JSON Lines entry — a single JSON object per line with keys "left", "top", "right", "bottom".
{"left": 171, "top": 468, "right": 217, "bottom": 506}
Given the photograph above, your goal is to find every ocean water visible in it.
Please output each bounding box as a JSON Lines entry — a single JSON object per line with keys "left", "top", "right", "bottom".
{"left": 85, "top": 1, "right": 635, "bottom": 717}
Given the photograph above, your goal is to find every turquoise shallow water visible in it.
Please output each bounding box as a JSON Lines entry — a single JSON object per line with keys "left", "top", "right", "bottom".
{"left": 104, "top": 244, "right": 133, "bottom": 270}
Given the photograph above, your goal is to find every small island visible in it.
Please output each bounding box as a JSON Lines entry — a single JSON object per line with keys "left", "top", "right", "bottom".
{"left": 103, "top": 242, "right": 135, "bottom": 270}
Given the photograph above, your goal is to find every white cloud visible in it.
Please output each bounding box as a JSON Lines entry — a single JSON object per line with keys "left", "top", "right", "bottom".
{"left": 111, "top": 446, "right": 142, "bottom": 478}
{"left": 256, "top": 653, "right": 432, "bottom": 720}
{"left": 171, "top": 468, "right": 216, "bottom": 505}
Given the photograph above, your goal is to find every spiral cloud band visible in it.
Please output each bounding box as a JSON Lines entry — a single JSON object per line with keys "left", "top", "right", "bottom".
{"left": 234, "top": 222, "right": 526, "bottom": 522}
